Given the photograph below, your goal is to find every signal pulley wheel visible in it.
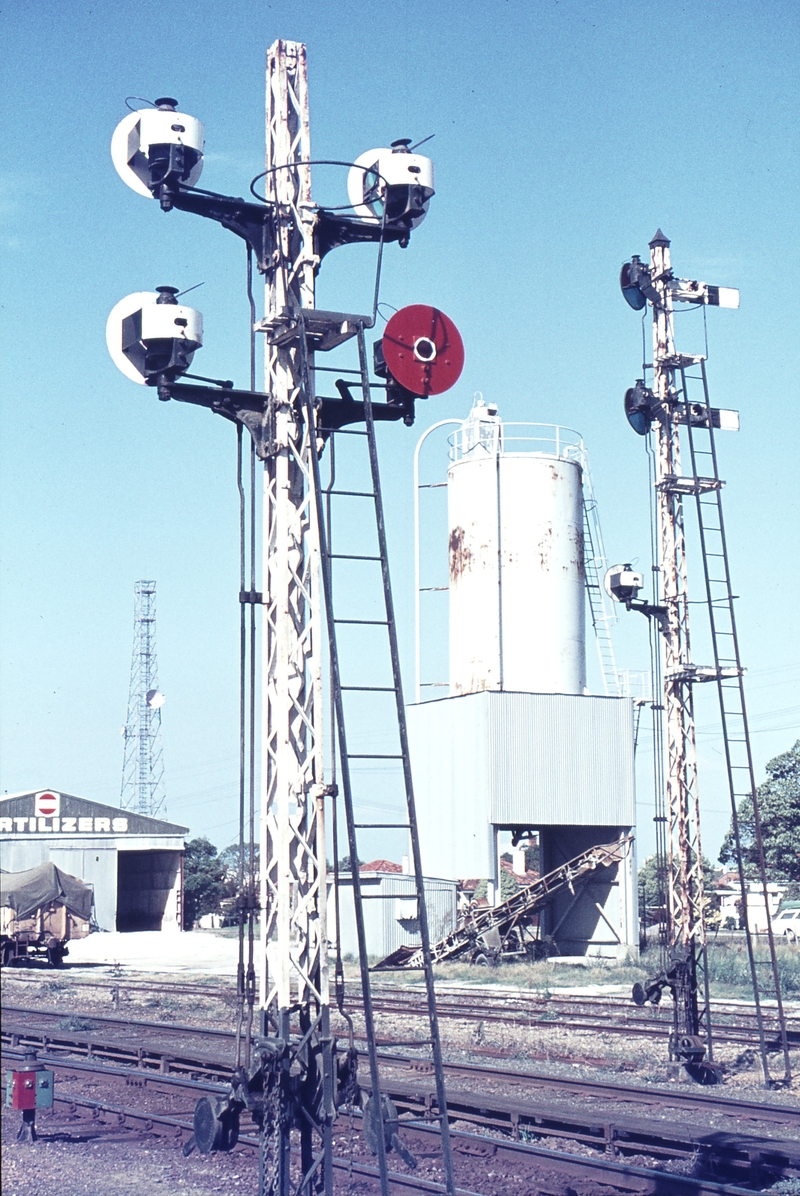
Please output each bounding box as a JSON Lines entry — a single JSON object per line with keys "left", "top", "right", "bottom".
{"left": 192, "top": 1096, "right": 239, "bottom": 1154}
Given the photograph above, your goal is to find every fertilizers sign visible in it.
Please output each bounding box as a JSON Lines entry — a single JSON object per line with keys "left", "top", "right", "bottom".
{"left": 0, "top": 790, "right": 188, "bottom": 838}
{"left": 0, "top": 791, "right": 129, "bottom": 835}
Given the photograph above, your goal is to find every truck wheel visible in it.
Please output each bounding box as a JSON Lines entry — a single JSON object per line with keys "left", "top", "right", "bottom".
{"left": 47, "top": 946, "right": 65, "bottom": 968}
{"left": 1, "top": 942, "right": 14, "bottom": 968}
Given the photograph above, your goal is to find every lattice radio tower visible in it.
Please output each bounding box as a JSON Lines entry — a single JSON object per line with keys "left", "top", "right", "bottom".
{"left": 120, "top": 579, "right": 166, "bottom": 818}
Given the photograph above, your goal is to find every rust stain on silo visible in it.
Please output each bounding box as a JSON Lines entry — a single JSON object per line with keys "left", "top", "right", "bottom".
{"left": 536, "top": 521, "right": 553, "bottom": 571}
{"left": 449, "top": 526, "right": 473, "bottom": 582}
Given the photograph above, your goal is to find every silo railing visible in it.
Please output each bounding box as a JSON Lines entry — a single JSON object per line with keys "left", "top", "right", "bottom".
{"left": 448, "top": 422, "right": 586, "bottom": 465}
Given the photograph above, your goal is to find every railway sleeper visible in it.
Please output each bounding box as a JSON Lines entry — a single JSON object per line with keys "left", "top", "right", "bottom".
{"left": 12, "top": 1085, "right": 799, "bottom": 1195}
{"left": 384, "top": 1084, "right": 800, "bottom": 1184}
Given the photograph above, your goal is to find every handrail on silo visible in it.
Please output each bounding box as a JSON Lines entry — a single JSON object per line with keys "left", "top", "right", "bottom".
{"left": 447, "top": 422, "right": 585, "bottom": 463}
{"left": 414, "top": 419, "right": 463, "bottom": 704}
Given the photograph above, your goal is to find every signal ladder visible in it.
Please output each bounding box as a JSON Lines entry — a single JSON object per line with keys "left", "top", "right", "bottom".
{"left": 671, "top": 355, "right": 791, "bottom": 1087}
{"left": 581, "top": 468, "right": 620, "bottom": 696}
{"left": 300, "top": 323, "right": 456, "bottom": 1193}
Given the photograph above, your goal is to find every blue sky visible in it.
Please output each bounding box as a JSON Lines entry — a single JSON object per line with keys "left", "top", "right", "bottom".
{"left": 1, "top": 0, "right": 798, "bottom": 866}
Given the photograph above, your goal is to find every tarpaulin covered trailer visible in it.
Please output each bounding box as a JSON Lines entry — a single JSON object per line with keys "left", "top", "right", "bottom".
{"left": 1, "top": 861, "right": 93, "bottom": 966}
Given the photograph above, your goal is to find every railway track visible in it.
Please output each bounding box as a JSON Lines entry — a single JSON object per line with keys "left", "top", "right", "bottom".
{"left": 4, "top": 969, "right": 797, "bottom": 1050}
{"left": 2, "top": 1045, "right": 793, "bottom": 1195}
{"left": 5, "top": 1002, "right": 799, "bottom": 1127}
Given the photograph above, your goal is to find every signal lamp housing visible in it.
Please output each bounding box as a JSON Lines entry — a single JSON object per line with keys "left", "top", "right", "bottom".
{"left": 106, "top": 287, "right": 203, "bottom": 395}
{"left": 619, "top": 256, "right": 649, "bottom": 310}
{"left": 111, "top": 98, "right": 204, "bottom": 210}
{"left": 347, "top": 142, "right": 434, "bottom": 238}
{"left": 624, "top": 380, "right": 657, "bottom": 436}
{"left": 604, "top": 564, "right": 644, "bottom": 605}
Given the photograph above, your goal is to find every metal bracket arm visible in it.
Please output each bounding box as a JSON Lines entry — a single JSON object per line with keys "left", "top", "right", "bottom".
{"left": 315, "top": 209, "right": 407, "bottom": 257}
{"left": 161, "top": 379, "right": 415, "bottom": 457}
{"left": 163, "top": 186, "right": 408, "bottom": 273}
{"left": 164, "top": 381, "right": 276, "bottom": 459}
{"left": 626, "top": 598, "right": 669, "bottom": 636}
{"left": 168, "top": 188, "right": 275, "bottom": 272}
{"left": 318, "top": 380, "right": 414, "bottom": 437}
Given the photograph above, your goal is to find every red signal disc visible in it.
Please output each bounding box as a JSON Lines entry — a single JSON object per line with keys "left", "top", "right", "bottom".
{"left": 382, "top": 305, "right": 464, "bottom": 396}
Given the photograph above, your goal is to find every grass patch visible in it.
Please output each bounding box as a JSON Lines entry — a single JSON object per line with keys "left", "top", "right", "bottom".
{"left": 706, "top": 938, "right": 800, "bottom": 997}
{"left": 57, "top": 1016, "right": 97, "bottom": 1031}
{"left": 425, "top": 957, "right": 650, "bottom": 990}
{"left": 361, "top": 940, "right": 800, "bottom": 1001}
{"left": 39, "top": 980, "right": 68, "bottom": 994}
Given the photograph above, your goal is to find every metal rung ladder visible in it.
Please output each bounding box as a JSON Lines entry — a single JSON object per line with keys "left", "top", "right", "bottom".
{"left": 679, "top": 359, "right": 791, "bottom": 1087}
{"left": 582, "top": 471, "right": 620, "bottom": 696}
{"left": 299, "top": 323, "right": 456, "bottom": 1192}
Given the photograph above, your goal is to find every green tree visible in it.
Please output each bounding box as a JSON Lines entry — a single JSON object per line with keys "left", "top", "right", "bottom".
{"left": 638, "top": 853, "right": 668, "bottom": 911}
{"left": 638, "top": 853, "right": 719, "bottom": 919}
{"left": 332, "top": 855, "right": 361, "bottom": 874}
{"left": 218, "top": 841, "right": 260, "bottom": 896}
{"left": 183, "top": 837, "right": 227, "bottom": 929}
{"left": 718, "top": 740, "right": 800, "bottom": 888}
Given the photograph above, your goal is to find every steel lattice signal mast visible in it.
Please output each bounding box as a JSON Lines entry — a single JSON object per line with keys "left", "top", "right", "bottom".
{"left": 107, "top": 38, "right": 456, "bottom": 1192}
{"left": 120, "top": 579, "right": 166, "bottom": 818}
{"left": 616, "top": 233, "right": 791, "bottom": 1086}
{"left": 648, "top": 232, "right": 711, "bottom": 1064}
{"left": 258, "top": 32, "right": 328, "bottom": 1109}
{"left": 615, "top": 231, "right": 742, "bottom": 1075}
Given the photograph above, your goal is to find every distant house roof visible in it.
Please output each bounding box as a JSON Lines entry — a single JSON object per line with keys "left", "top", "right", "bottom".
{"left": 715, "top": 871, "right": 740, "bottom": 888}
{"left": 500, "top": 857, "right": 539, "bottom": 886}
{"left": 360, "top": 859, "right": 403, "bottom": 874}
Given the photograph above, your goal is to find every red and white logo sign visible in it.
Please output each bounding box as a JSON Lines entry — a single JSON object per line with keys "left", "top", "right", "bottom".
{"left": 34, "top": 791, "right": 60, "bottom": 818}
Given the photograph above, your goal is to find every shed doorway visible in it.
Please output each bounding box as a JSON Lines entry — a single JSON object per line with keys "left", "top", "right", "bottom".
{"left": 116, "top": 850, "right": 181, "bottom": 931}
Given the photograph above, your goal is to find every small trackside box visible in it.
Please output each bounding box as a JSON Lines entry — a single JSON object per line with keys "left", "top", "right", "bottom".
{"left": 5, "top": 1068, "right": 54, "bottom": 1110}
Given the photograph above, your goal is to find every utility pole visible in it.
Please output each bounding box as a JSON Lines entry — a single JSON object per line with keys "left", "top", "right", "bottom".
{"left": 120, "top": 579, "right": 166, "bottom": 818}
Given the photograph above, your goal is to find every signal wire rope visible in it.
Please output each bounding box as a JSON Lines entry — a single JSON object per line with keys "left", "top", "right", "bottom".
{"left": 245, "top": 247, "right": 258, "bottom": 1064}
{"left": 645, "top": 432, "right": 668, "bottom": 971}
{"left": 235, "top": 418, "right": 247, "bottom": 1069}
{"left": 234, "top": 247, "right": 260, "bottom": 1071}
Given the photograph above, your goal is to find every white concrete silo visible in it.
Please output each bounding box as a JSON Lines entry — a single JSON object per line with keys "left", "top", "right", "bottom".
{"left": 447, "top": 400, "right": 586, "bottom": 696}
{"left": 408, "top": 397, "right": 638, "bottom": 960}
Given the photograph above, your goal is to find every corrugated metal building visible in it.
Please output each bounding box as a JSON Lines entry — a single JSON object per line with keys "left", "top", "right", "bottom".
{"left": 332, "top": 869, "right": 457, "bottom": 961}
{"left": 0, "top": 790, "right": 187, "bottom": 932}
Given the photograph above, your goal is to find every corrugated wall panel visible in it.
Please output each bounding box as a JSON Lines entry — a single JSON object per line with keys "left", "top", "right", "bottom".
{"left": 409, "top": 691, "right": 635, "bottom": 860}
{"left": 332, "top": 873, "right": 457, "bottom": 959}
{"left": 486, "top": 691, "right": 635, "bottom": 825}
{"left": 407, "top": 697, "right": 494, "bottom": 878}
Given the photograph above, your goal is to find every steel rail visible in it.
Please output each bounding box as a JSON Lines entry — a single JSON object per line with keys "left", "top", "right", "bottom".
{"left": 3, "top": 1014, "right": 794, "bottom": 1124}
{"left": 5, "top": 990, "right": 796, "bottom": 1051}
{"left": 5, "top": 1025, "right": 798, "bottom": 1131}
{"left": 5, "top": 967, "right": 795, "bottom": 1026}
{"left": 2, "top": 1048, "right": 778, "bottom": 1196}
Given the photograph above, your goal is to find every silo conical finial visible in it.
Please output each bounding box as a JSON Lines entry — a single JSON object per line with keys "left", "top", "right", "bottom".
{"left": 649, "top": 228, "right": 670, "bottom": 248}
